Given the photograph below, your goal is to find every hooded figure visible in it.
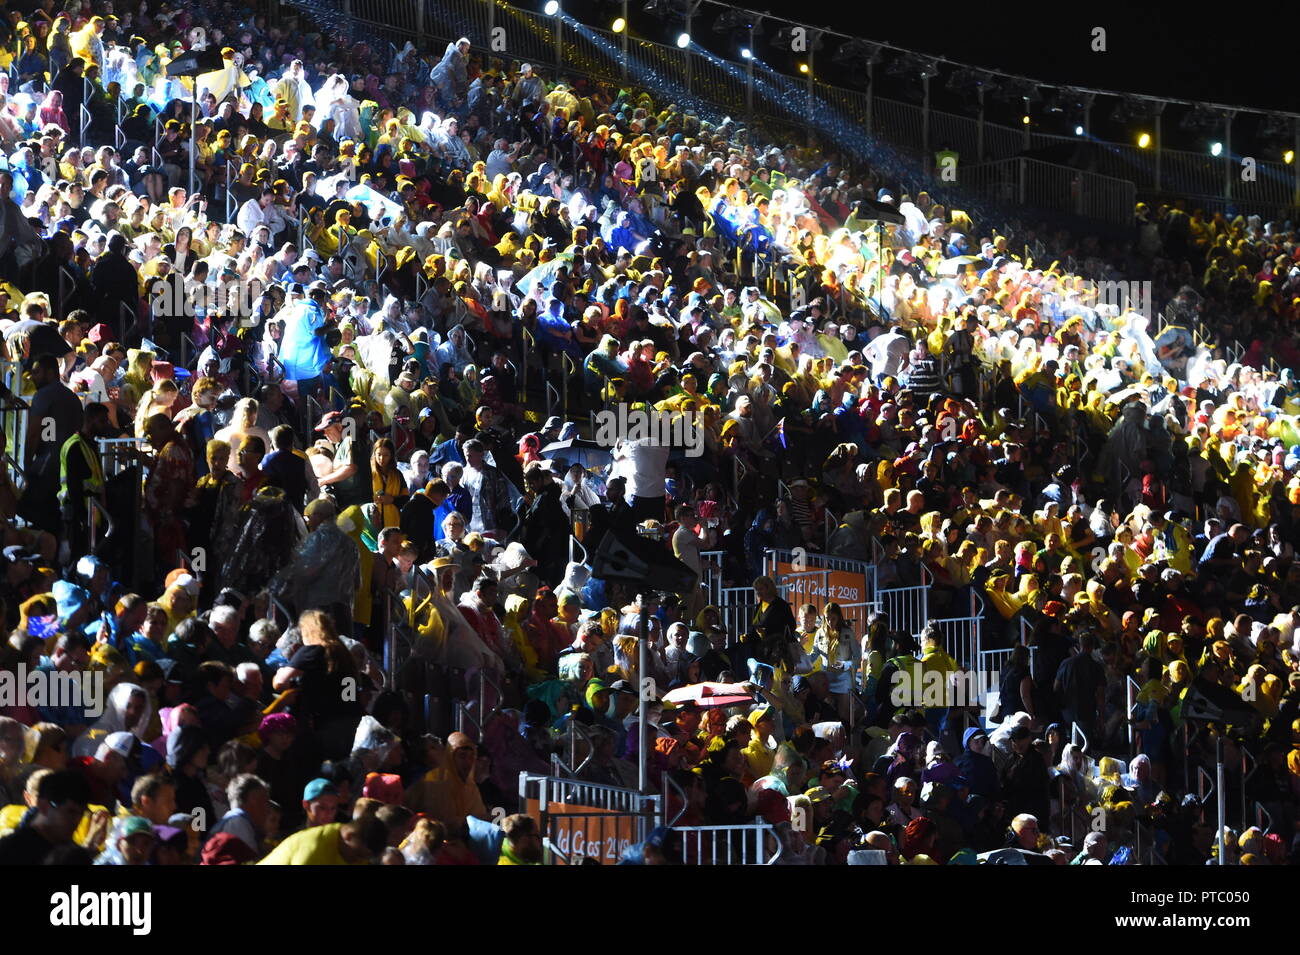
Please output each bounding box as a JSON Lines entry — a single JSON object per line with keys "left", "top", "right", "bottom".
{"left": 1098, "top": 401, "right": 1147, "bottom": 493}
{"left": 270, "top": 503, "right": 362, "bottom": 622}
{"left": 429, "top": 39, "right": 470, "bottom": 104}
{"left": 954, "top": 726, "right": 998, "bottom": 799}
{"left": 404, "top": 730, "right": 489, "bottom": 823}
{"left": 745, "top": 509, "right": 776, "bottom": 581}
{"left": 316, "top": 73, "right": 362, "bottom": 141}
{"left": 555, "top": 562, "right": 592, "bottom": 606}
{"left": 502, "top": 595, "right": 543, "bottom": 683}
{"left": 407, "top": 559, "right": 502, "bottom": 673}
{"left": 71, "top": 682, "right": 154, "bottom": 758}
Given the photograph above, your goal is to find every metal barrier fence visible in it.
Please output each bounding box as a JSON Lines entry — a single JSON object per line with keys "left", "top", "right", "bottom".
{"left": 763, "top": 548, "right": 875, "bottom": 606}
{"left": 977, "top": 646, "right": 1038, "bottom": 701}
{"left": 874, "top": 574, "right": 932, "bottom": 641}
{"left": 521, "top": 772, "right": 660, "bottom": 864}
{"left": 960, "top": 157, "right": 1137, "bottom": 226}
{"left": 699, "top": 549, "right": 725, "bottom": 605}
{"left": 775, "top": 569, "right": 874, "bottom": 631}
{"left": 929, "top": 589, "right": 985, "bottom": 669}
{"left": 520, "top": 772, "right": 658, "bottom": 815}
{"left": 718, "top": 584, "right": 755, "bottom": 646}
{"left": 542, "top": 810, "right": 650, "bottom": 865}
{"left": 672, "top": 822, "right": 782, "bottom": 865}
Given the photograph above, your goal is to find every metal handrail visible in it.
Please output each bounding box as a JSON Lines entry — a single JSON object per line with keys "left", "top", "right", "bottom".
{"left": 561, "top": 353, "right": 578, "bottom": 418}
{"left": 1126, "top": 675, "right": 1141, "bottom": 758}
{"left": 266, "top": 594, "right": 293, "bottom": 627}
{"left": 456, "top": 666, "right": 504, "bottom": 742}
{"left": 1197, "top": 766, "right": 1215, "bottom": 823}
{"left": 1071, "top": 721, "right": 1089, "bottom": 754}
{"left": 568, "top": 532, "right": 587, "bottom": 567}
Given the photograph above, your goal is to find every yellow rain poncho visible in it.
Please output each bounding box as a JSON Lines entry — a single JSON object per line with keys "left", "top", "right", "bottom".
{"left": 337, "top": 505, "right": 374, "bottom": 628}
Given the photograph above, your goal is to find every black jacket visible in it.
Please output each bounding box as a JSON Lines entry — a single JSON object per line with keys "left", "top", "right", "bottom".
{"left": 999, "top": 747, "right": 1051, "bottom": 823}
{"left": 520, "top": 484, "right": 569, "bottom": 587}
{"left": 400, "top": 492, "right": 438, "bottom": 564}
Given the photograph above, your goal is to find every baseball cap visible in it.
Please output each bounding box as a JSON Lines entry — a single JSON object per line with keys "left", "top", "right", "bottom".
{"left": 303, "top": 778, "right": 338, "bottom": 802}
{"left": 314, "top": 410, "right": 345, "bottom": 432}
{"left": 119, "top": 816, "right": 156, "bottom": 840}
{"left": 100, "top": 731, "right": 136, "bottom": 758}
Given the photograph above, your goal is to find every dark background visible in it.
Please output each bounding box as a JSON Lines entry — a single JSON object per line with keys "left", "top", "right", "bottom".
{"left": 532, "top": 0, "right": 1296, "bottom": 159}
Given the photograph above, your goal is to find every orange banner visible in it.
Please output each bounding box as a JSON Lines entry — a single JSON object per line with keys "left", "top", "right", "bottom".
{"left": 774, "top": 563, "right": 866, "bottom": 604}
{"left": 525, "top": 799, "right": 640, "bottom": 865}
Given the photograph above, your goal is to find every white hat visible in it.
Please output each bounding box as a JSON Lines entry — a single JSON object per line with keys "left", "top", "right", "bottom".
{"left": 99, "top": 731, "right": 136, "bottom": 759}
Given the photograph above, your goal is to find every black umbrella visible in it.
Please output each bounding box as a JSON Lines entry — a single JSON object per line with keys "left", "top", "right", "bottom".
{"left": 4, "top": 320, "right": 72, "bottom": 360}
{"left": 540, "top": 437, "right": 613, "bottom": 470}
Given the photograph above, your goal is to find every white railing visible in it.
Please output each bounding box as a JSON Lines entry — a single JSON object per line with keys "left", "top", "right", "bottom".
{"left": 520, "top": 773, "right": 658, "bottom": 816}
{"left": 977, "top": 646, "right": 1039, "bottom": 708}
{"left": 672, "top": 822, "right": 783, "bottom": 865}
{"left": 930, "top": 594, "right": 983, "bottom": 669}
{"left": 874, "top": 569, "right": 932, "bottom": 639}
{"left": 700, "top": 550, "right": 725, "bottom": 606}
{"left": 718, "top": 584, "right": 756, "bottom": 647}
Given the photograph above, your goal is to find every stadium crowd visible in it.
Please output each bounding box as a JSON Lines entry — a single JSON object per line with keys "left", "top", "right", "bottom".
{"left": 0, "top": 0, "right": 1299, "bottom": 866}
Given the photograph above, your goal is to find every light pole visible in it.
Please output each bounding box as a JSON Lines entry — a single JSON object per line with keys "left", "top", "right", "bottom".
{"left": 1223, "top": 112, "right": 1234, "bottom": 203}
{"left": 683, "top": 11, "right": 693, "bottom": 96}
{"left": 636, "top": 596, "right": 648, "bottom": 792}
{"left": 620, "top": 0, "right": 629, "bottom": 80}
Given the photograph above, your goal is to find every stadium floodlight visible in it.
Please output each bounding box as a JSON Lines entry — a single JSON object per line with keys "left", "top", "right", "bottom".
{"left": 1210, "top": 141, "right": 1223, "bottom": 156}
{"left": 544, "top": 0, "right": 559, "bottom": 15}
{"left": 1075, "top": 125, "right": 1085, "bottom": 136}
{"left": 677, "top": 31, "right": 690, "bottom": 48}
{"left": 1137, "top": 132, "right": 1152, "bottom": 148}
{"left": 741, "top": 48, "right": 752, "bottom": 59}
{"left": 612, "top": 17, "right": 626, "bottom": 32}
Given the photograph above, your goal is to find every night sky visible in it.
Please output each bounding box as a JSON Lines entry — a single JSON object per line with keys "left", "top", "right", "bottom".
{"left": 537, "top": 0, "right": 1295, "bottom": 156}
